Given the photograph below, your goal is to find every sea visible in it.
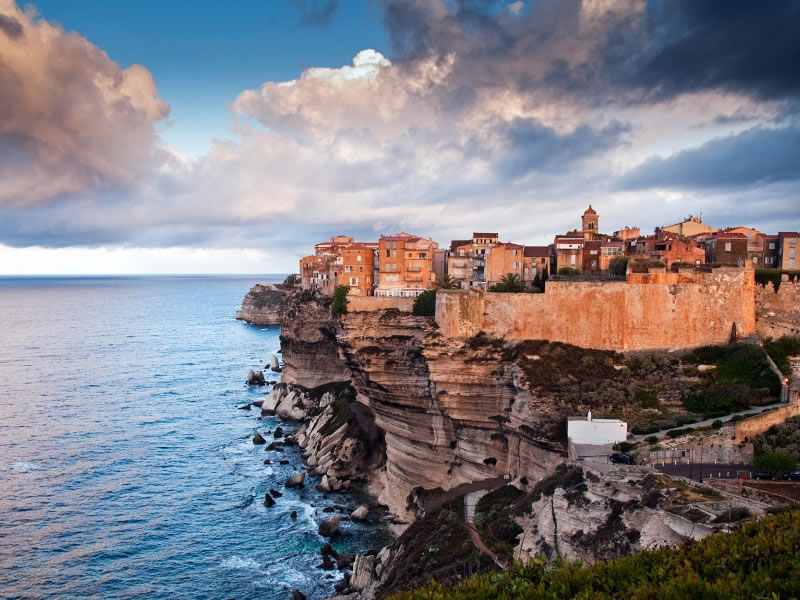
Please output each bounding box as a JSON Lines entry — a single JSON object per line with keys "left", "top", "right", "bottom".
{"left": 0, "top": 276, "right": 391, "bottom": 600}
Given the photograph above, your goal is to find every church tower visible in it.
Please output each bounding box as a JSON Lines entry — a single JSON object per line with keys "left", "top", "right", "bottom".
{"left": 582, "top": 205, "right": 598, "bottom": 239}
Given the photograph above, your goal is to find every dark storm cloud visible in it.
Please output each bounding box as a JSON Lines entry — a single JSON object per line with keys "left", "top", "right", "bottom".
{"left": 288, "top": 0, "right": 339, "bottom": 27}
{"left": 382, "top": 0, "right": 800, "bottom": 105}
{"left": 496, "top": 118, "right": 631, "bottom": 179}
{"left": 0, "top": 13, "right": 23, "bottom": 39}
{"left": 620, "top": 126, "right": 800, "bottom": 190}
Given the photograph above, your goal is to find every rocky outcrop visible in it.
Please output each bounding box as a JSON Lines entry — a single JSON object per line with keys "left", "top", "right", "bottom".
{"left": 235, "top": 277, "right": 297, "bottom": 325}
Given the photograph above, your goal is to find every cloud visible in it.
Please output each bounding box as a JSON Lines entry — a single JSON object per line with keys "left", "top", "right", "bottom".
{"left": 288, "top": 0, "right": 339, "bottom": 27}
{"left": 620, "top": 126, "right": 800, "bottom": 190}
{"left": 0, "top": 0, "right": 169, "bottom": 206}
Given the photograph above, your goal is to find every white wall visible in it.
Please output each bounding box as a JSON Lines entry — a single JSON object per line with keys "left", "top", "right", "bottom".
{"left": 568, "top": 419, "right": 627, "bottom": 445}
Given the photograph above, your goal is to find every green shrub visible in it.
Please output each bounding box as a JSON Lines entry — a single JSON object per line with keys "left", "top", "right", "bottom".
{"left": 711, "top": 419, "right": 724, "bottom": 430}
{"left": 390, "top": 510, "right": 800, "bottom": 600}
{"left": 713, "top": 507, "right": 751, "bottom": 523}
{"left": 754, "top": 452, "right": 798, "bottom": 473}
{"left": 634, "top": 388, "right": 658, "bottom": 408}
{"left": 666, "top": 427, "right": 694, "bottom": 439}
{"left": 613, "top": 441, "right": 636, "bottom": 453}
{"left": 764, "top": 336, "right": 800, "bottom": 376}
{"left": 753, "top": 415, "right": 800, "bottom": 464}
{"left": 331, "top": 284, "right": 349, "bottom": 316}
{"left": 608, "top": 256, "right": 629, "bottom": 277}
{"left": 412, "top": 289, "right": 437, "bottom": 316}
{"left": 755, "top": 269, "right": 800, "bottom": 291}
{"left": 645, "top": 435, "right": 659, "bottom": 444}
{"left": 557, "top": 266, "right": 580, "bottom": 276}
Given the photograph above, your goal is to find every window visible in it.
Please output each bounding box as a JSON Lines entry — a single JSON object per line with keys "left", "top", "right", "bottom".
{"left": 570, "top": 255, "right": 576, "bottom": 265}
{"left": 344, "top": 266, "right": 353, "bottom": 273}
{"left": 359, "top": 266, "right": 363, "bottom": 272}
{"left": 386, "top": 249, "right": 390, "bottom": 258}
{"left": 391, "top": 249, "right": 397, "bottom": 258}
{"left": 769, "top": 242, "right": 776, "bottom": 249}
{"left": 724, "top": 242, "right": 732, "bottom": 252}
{"left": 753, "top": 256, "right": 758, "bottom": 264}
{"left": 349, "top": 277, "right": 358, "bottom": 286}
{"left": 524, "top": 268, "right": 529, "bottom": 276}
{"left": 791, "top": 248, "right": 796, "bottom": 258}
{"left": 590, "top": 250, "right": 598, "bottom": 255}
{"left": 392, "top": 241, "right": 397, "bottom": 249}
{"left": 789, "top": 238, "right": 797, "bottom": 244}
{"left": 513, "top": 250, "right": 519, "bottom": 256}
{"left": 514, "top": 261, "right": 520, "bottom": 269}
{"left": 790, "top": 259, "right": 796, "bottom": 269}
{"left": 418, "top": 253, "right": 427, "bottom": 259}
{"left": 357, "top": 255, "right": 362, "bottom": 262}
{"left": 392, "top": 263, "right": 396, "bottom": 271}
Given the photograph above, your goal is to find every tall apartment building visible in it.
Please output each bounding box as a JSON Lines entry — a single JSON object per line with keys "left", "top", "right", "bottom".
{"left": 300, "top": 236, "right": 377, "bottom": 296}
{"left": 777, "top": 232, "right": 798, "bottom": 270}
{"left": 446, "top": 232, "right": 499, "bottom": 288}
{"left": 376, "top": 232, "right": 440, "bottom": 297}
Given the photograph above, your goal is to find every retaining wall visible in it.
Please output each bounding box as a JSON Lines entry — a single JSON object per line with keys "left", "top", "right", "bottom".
{"left": 348, "top": 296, "right": 415, "bottom": 313}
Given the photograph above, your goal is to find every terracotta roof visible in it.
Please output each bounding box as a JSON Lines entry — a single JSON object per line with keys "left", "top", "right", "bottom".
{"left": 450, "top": 239, "right": 472, "bottom": 252}
{"left": 523, "top": 246, "right": 550, "bottom": 257}
{"left": 381, "top": 235, "right": 421, "bottom": 242}
{"left": 473, "top": 232, "right": 499, "bottom": 238}
{"left": 778, "top": 232, "right": 800, "bottom": 237}
{"left": 583, "top": 204, "right": 597, "bottom": 215}
{"left": 708, "top": 232, "right": 748, "bottom": 239}
{"left": 497, "top": 242, "right": 524, "bottom": 249}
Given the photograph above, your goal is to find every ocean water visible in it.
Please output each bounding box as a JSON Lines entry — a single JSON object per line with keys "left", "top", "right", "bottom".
{"left": 0, "top": 276, "right": 390, "bottom": 600}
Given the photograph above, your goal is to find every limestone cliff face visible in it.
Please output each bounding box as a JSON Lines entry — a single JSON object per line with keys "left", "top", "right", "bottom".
{"left": 271, "top": 292, "right": 570, "bottom": 520}
{"left": 235, "top": 283, "right": 288, "bottom": 325}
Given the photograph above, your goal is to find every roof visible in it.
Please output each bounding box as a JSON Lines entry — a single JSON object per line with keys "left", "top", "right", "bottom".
{"left": 601, "top": 241, "right": 624, "bottom": 247}
{"left": 381, "top": 235, "right": 421, "bottom": 242}
{"left": 523, "top": 246, "right": 550, "bottom": 257}
{"left": 778, "top": 232, "right": 800, "bottom": 237}
{"left": 555, "top": 235, "right": 585, "bottom": 241}
{"left": 497, "top": 242, "right": 524, "bottom": 249}
{"left": 707, "top": 231, "right": 748, "bottom": 239}
{"left": 584, "top": 240, "right": 602, "bottom": 249}
{"left": 450, "top": 239, "right": 472, "bottom": 252}
{"left": 473, "top": 232, "right": 499, "bottom": 238}
{"left": 583, "top": 204, "right": 597, "bottom": 215}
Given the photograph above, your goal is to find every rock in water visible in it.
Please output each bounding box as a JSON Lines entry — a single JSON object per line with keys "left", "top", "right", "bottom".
{"left": 252, "top": 400, "right": 264, "bottom": 408}
{"left": 269, "top": 488, "right": 282, "bottom": 498}
{"left": 270, "top": 355, "right": 282, "bottom": 373}
{"left": 252, "top": 430, "right": 266, "bottom": 445}
{"left": 320, "top": 543, "right": 338, "bottom": 558}
{"left": 336, "top": 553, "right": 355, "bottom": 570}
{"left": 237, "top": 404, "right": 251, "bottom": 410}
{"left": 318, "top": 515, "right": 341, "bottom": 537}
{"left": 274, "top": 426, "right": 283, "bottom": 438}
{"left": 290, "top": 510, "right": 298, "bottom": 519}
{"left": 290, "top": 590, "right": 306, "bottom": 600}
{"left": 246, "top": 369, "right": 266, "bottom": 386}
{"left": 350, "top": 504, "right": 369, "bottom": 522}
{"left": 286, "top": 472, "right": 305, "bottom": 488}
{"left": 264, "top": 494, "right": 276, "bottom": 507}
{"left": 317, "top": 554, "right": 336, "bottom": 570}
{"left": 317, "top": 475, "right": 331, "bottom": 493}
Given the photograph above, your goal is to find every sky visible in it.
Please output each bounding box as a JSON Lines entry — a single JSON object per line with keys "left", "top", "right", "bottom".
{"left": 0, "top": 0, "right": 798, "bottom": 274}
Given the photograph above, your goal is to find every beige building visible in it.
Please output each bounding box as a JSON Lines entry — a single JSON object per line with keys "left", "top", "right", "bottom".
{"left": 523, "top": 246, "right": 550, "bottom": 285}
{"left": 778, "top": 232, "right": 798, "bottom": 270}
{"left": 485, "top": 242, "right": 524, "bottom": 286}
{"left": 661, "top": 215, "right": 717, "bottom": 237}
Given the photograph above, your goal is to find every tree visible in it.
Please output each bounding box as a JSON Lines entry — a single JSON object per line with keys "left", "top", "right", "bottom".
{"left": 413, "top": 289, "right": 437, "bottom": 316}
{"left": 331, "top": 285, "right": 349, "bottom": 316}
{"left": 435, "top": 273, "right": 460, "bottom": 290}
{"left": 609, "top": 255, "right": 630, "bottom": 278}
{"left": 541, "top": 268, "right": 549, "bottom": 288}
{"left": 754, "top": 452, "right": 797, "bottom": 473}
{"left": 557, "top": 266, "right": 580, "bottom": 276}
{"left": 499, "top": 272, "right": 523, "bottom": 292}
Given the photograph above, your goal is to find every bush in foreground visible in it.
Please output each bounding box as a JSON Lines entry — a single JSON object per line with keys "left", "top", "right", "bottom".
{"left": 390, "top": 510, "right": 800, "bottom": 600}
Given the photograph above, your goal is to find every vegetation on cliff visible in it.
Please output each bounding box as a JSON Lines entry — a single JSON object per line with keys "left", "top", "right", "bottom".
{"left": 413, "top": 289, "right": 437, "bottom": 316}
{"left": 763, "top": 335, "right": 800, "bottom": 376}
{"left": 753, "top": 415, "right": 800, "bottom": 472}
{"left": 390, "top": 509, "right": 800, "bottom": 600}
{"left": 332, "top": 284, "right": 349, "bottom": 316}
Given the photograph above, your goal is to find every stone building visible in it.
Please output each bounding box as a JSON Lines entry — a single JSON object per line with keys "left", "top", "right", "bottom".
{"left": 704, "top": 231, "right": 749, "bottom": 266}
{"left": 523, "top": 246, "right": 550, "bottom": 285}
{"left": 581, "top": 205, "right": 599, "bottom": 239}
{"left": 554, "top": 235, "right": 585, "bottom": 272}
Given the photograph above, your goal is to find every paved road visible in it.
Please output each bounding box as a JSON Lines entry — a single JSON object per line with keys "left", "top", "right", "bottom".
{"left": 629, "top": 402, "right": 785, "bottom": 444}
{"left": 654, "top": 463, "right": 753, "bottom": 481}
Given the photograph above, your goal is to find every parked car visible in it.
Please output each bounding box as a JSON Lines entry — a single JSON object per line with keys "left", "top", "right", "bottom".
{"left": 610, "top": 453, "right": 633, "bottom": 465}
{"left": 788, "top": 470, "right": 800, "bottom": 481}
{"left": 752, "top": 470, "right": 774, "bottom": 480}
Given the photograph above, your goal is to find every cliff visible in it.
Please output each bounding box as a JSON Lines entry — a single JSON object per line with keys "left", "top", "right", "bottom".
{"left": 236, "top": 281, "right": 294, "bottom": 325}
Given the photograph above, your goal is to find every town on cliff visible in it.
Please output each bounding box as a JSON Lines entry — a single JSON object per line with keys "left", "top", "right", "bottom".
{"left": 236, "top": 205, "right": 800, "bottom": 600}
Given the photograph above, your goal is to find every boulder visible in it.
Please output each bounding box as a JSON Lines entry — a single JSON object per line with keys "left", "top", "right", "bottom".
{"left": 290, "top": 590, "right": 306, "bottom": 600}
{"left": 270, "top": 355, "right": 282, "bottom": 373}
{"left": 336, "top": 553, "right": 354, "bottom": 570}
{"left": 263, "top": 459, "right": 271, "bottom": 465}
{"left": 269, "top": 488, "right": 282, "bottom": 498}
{"left": 266, "top": 441, "right": 284, "bottom": 451}
{"left": 349, "top": 554, "right": 376, "bottom": 592}
{"left": 252, "top": 400, "right": 264, "bottom": 408}
{"left": 318, "top": 515, "right": 341, "bottom": 537}
{"left": 286, "top": 472, "right": 306, "bottom": 488}
{"left": 322, "top": 506, "right": 335, "bottom": 513}
{"left": 252, "top": 430, "right": 266, "bottom": 445}
{"left": 320, "top": 542, "right": 338, "bottom": 558}
{"left": 274, "top": 427, "right": 284, "bottom": 438}
{"left": 317, "top": 475, "right": 331, "bottom": 493}
{"left": 350, "top": 505, "right": 369, "bottom": 522}
{"left": 238, "top": 404, "right": 251, "bottom": 410}
{"left": 317, "top": 554, "right": 336, "bottom": 570}
{"left": 279, "top": 459, "right": 289, "bottom": 465}
{"left": 284, "top": 435, "right": 297, "bottom": 446}
{"left": 246, "top": 369, "right": 266, "bottom": 386}
{"left": 290, "top": 510, "right": 298, "bottom": 519}
{"left": 264, "top": 494, "right": 276, "bottom": 508}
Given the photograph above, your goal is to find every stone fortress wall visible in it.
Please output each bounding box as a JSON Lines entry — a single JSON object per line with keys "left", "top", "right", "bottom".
{"left": 435, "top": 267, "right": 756, "bottom": 352}
{"left": 755, "top": 276, "right": 800, "bottom": 339}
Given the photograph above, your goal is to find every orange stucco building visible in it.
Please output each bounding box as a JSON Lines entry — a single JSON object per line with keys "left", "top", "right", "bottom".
{"left": 485, "top": 242, "right": 524, "bottom": 285}
{"left": 376, "top": 232, "right": 440, "bottom": 297}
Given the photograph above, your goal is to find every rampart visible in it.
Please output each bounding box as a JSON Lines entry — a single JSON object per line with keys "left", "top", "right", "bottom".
{"left": 348, "top": 296, "right": 415, "bottom": 313}
{"left": 755, "top": 277, "right": 800, "bottom": 339}
{"left": 435, "top": 268, "right": 755, "bottom": 351}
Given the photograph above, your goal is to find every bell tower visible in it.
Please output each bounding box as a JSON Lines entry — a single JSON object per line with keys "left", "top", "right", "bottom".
{"left": 582, "top": 205, "right": 598, "bottom": 239}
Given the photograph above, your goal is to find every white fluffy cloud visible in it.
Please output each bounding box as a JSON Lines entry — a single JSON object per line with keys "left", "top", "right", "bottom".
{"left": 0, "top": 0, "right": 168, "bottom": 206}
